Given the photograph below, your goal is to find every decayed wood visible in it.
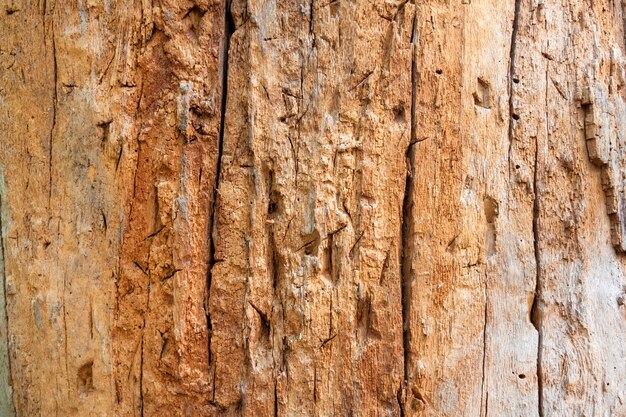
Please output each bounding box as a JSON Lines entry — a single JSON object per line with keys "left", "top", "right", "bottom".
{"left": 2, "top": 0, "right": 626, "bottom": 416}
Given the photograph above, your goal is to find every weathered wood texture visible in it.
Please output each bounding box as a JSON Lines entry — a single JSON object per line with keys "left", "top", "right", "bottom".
{"left": 2, "top": 0, "right": 626, "bottom": 416}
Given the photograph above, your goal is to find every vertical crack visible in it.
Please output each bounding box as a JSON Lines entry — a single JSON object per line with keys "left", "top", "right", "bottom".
{"left": 139, "top": 320, "right": 145, "bottom": 417}
{"left": 529, "top": 68, "right": 547, "bottom": 417}
{"left": 479, "top": 295, "right": 488, "bottom": 417}
{"left": 49, "top": 19, "right": 58, "bottom": 210}
{"left": 309, "top": 0, "right": 315, "bottom": 46}
{"left": 0, "top": 197, "right": 15, "bottom": 415}
{"left": 401, "top": 145, "right": 414, "bottom": 393}
{"left": 139, "top": 252, "right": 152, "bottom": 416}
{"left": 307, "top": 0, "right": 317, "bottom": 52}
{"left": 48, "top": 12, "right": 69, "bottom": 397}
{"left": 206, "top": 0, "right": 234, "bottom": 394}
{"left": 400, "top": 10, "right": 418, "bottom": 412}
{"left": 397, "top": 387, "right": 405, "bottom": 417}
{"left": 144, "top": 269, "right": 153, "bottom": 416}
{"left": 507, "top": 0, "right": 521, "bottom": 182}
{"left": 508, "top": 4, "right": 543, "bottom": 415}
{"left": 530, "top": 132, "right": 543, "bottom": 417}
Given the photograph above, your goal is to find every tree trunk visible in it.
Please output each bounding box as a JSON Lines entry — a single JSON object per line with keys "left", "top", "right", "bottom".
{"left": 2, "top": 0, "right": 626, "bottom": 416}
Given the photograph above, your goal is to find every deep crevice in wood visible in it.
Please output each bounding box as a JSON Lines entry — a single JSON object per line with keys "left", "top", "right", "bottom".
{"left": 479, "top": 297, "right": 489, "bottom": 417}
{"left": 529, "top": 68, "right": 545, "bottom": 417}
{"left": 507, "top": 0, "right": 522, "bottom": 182}
{"left": 400, "top": 9, "right": 419, "bottom": 414}
{"left": 206, "top": 0, "right": 235, "bottom": 404}
{"left": 48, "top": 18, "right": 57, "bottom": 212}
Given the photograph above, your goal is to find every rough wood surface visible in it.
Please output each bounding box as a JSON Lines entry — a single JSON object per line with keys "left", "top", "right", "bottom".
{"left": 2, "top": 0, "right": 626, "bottom": 416}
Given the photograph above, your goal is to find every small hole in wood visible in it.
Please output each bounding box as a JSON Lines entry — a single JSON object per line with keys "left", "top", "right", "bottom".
{"left": 78, "top": 361, "right": 94, "bottom": 393}
{"left": 393, "top": 105, "right": 406, "bottom": 123}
